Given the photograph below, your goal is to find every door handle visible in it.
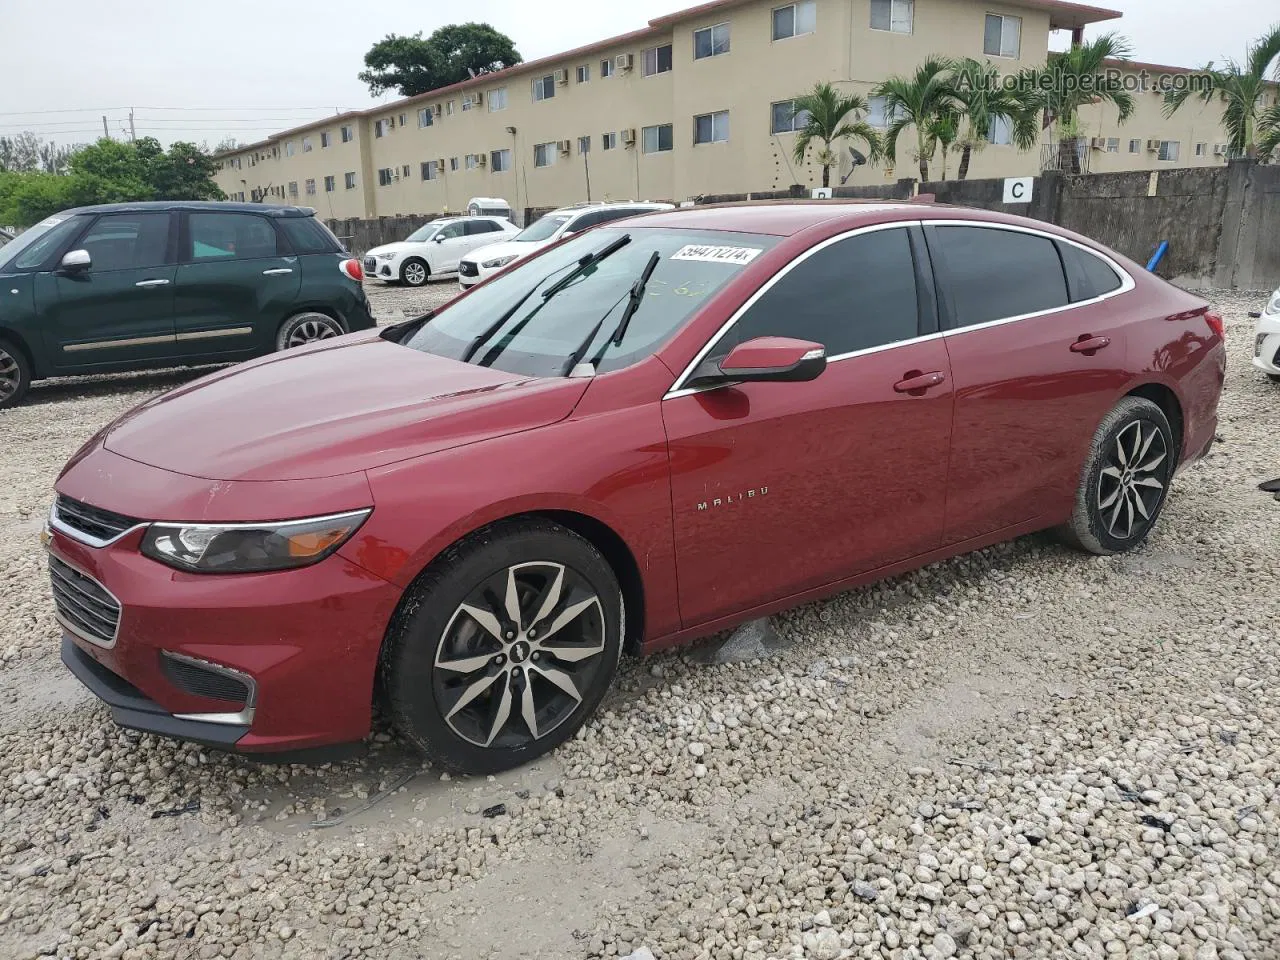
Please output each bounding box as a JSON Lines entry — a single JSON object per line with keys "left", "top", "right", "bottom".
{"left": 134, "top": 278, "right": 170, "bottom": 287}
{"left": 262, "top": 268, "right": 294, "bottom": 276}
{"left": 893, "top": 370, "right": 946, "bottom": 394}
{"left": 1070, "top": 335, "right": 1111, "bottom": 354}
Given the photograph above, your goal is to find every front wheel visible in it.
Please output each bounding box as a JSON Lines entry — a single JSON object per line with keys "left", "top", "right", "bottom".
{"left": 0, "top": 338, "right": 32, "bottom": 409}
{"left": 1267, "top": 374, "right": 1280, "bottom": 384}
{"left": 1058, "top": 396, "right": 1175, "bottom": 555}
{"left": 382, "top": 519, "right": 623, "bottom": 774}
{"left": 275, "top": 312, "right": 345, "bottom": 351}
{"left": 400, "top": 258, "right": 429, "bottom": 287}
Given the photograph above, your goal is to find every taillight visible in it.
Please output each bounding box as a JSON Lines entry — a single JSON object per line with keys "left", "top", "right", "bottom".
{"left": 340, "top": 258, "right": 363, "bottom": 282}
{"left": 1205, "top": 309, "right": 1224, "bottom": 339}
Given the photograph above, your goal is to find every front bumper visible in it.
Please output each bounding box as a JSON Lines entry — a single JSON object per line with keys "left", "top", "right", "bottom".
{"left": 1252, "top": 317, "right": 1280, "bottom": 375}
{"left": 364, "top": 256, "right": 399, "bottom": 282}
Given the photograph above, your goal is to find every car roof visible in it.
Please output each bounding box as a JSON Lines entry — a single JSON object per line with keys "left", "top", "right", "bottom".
{"left": 629, "top": 201, "right": 937, "bottom": 236}
{"left": 57, "top": 200, "right": 318, "bottom": 218}
{"left": 552, "top": 202, "right": 669, "bottom": 218}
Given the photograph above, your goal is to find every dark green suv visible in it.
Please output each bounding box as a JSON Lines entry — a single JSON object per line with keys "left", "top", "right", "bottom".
{"left": 0, "top": 201, "right": 374, "bottom": 408}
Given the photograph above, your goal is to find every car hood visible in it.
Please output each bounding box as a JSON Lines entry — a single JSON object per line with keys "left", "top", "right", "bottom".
{"left": 365, "top": 241, "right": 422, "bottom": 258}
{"left": 101, "top": 333, "right": 590, "bottom": 482}
{"left": 463, "top": 239, "right": 546, "bottom": 264}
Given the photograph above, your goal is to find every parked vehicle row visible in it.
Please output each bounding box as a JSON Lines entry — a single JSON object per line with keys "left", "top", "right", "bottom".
{"left": 44, "top": 201, "right": 1226, "bottom": 774}
{"left": 362, "top": 215, "right": 519, "bottom": 286}
{"left": 0, "top": 202, "right": 373, "bottom": 408}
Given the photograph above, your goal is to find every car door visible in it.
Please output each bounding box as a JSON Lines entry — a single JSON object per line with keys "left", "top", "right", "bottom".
{"left": 171, "top": 211, "right": 302, "bottom": 359}
{"left": 40, "top": 212, "right": 178, "bottom": 369}
{"left": 661, "top": 224, "right": 954, "bottom": 627}
{"left": 924, "top": 222, "right": 1133, "bottom": 545}
{"left": 428, "top": 221, "right": 470, "bottom": 272}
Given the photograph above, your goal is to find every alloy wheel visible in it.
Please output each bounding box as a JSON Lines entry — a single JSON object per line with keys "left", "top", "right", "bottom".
{"left": 285, "top": 317, "right": 343, "bottom": 348}
{"left": 403, "top": 261, "right": 428, "bottom": 285}
{"left": 433, "top": 561, "right": 606, "bottom": 749}
{"left": 1096, "top": 419, "right": 1167, "bottom": 540}
{"left": 0, "top": 348, "right": 19, "bottom": 401}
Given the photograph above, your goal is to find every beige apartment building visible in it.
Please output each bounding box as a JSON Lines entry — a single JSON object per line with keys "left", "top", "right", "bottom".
{"left": 214, "top": 0, "right": 1253, "bottom": 220}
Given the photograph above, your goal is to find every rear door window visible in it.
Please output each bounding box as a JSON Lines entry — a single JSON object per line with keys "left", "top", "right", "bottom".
{"left": 187, "top": 213, "right": 281, "bottom": 261}
{"left": 278, "top": 216, "right": 340, "bottom": 254}
{"left": 929, "top": 226, "right": 1069, "bottom": 328}
{"left": 77, "top": 213, "right": 171, "bottom": 271}
{"left": 1058, "top": 242, "right": 1124, "bottom": 302}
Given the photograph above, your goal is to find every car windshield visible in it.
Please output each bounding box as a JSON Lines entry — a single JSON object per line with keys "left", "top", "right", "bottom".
{"left": 404, "top": 227, "right": 779, "bottom": 378}
{"left": 0, "top": 214, "right": 87, "bottom": 271}
{"left": 512, "top": 215, "right": 570, "bottom": 243}
{"left": 405, "top": 223, "right": 446, "bottom": 242}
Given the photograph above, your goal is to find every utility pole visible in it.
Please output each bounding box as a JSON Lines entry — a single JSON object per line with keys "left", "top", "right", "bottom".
{"left": 128, "top": 109, "right": 136, "bottom": 142}
{"left": 583, "top": 139, "right": 592, "bottom": 202}
{"left": 102, "top": 116, "right": 110, "bottom": 139}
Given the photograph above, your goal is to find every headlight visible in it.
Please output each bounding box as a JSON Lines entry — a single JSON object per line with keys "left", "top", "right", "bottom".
{"left": 375, "top": 252, "right": 396, "bottom": 260}
{"left": 1264, "top": 291, "right": 1280, "bottom": 316}
{"left": 481, "top": 255, "right": 518, "bottom": 269}
{"left": 141, "top": 510, "right": 370, "bottom": 574}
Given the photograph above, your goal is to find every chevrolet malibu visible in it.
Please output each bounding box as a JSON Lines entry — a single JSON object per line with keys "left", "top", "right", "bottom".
{"left": 47, "top": 202, "right": 1226, "bottom": 773}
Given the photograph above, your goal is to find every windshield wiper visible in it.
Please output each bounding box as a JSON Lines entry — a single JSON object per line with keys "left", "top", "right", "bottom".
{"left": 563, "top": 250, "right": 662, "bottom": 377}
{"left": 379, "top": 309, "right": 434, "bottom": 343}
{"left": 540, "top": 234, "right": 631, "bottom": 300}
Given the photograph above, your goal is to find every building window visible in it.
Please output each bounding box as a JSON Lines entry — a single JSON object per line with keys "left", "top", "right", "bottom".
{"left": 602, "top": 131, "right": 618, "bottom": 150}
{"left": 464, "top": 154, "right": 480, "bottom": 170}
{"left": 302, "top": 137, "right": 313, "bottom": 153}
{"left": 341, "top": 125, "right": 353, "bottom": 143}
{"left": 418, "top": 107, "right": 434, "bottom": 128}
{"left": 1194, "top": 141, "right": 1207, "bottom": 156}
{"left": 461, "top": 95, "right": 476, "bottom": 111}
{"left": 694, "top": 23, "right": 731, "bottom": 59}
{"left": 770, "top": 100, "right": 811, "bottom": 133}
{"left": 402, "top": 164, "right": 410, "bottom": 177}
{"left": 399, "top": 113, "right": 407, "bottom": 126}
{"left": 984, "top": 14, "right": 1021, "bottom": 58}
{"left": 491, "top": 149, "right": 512, "bottom": 172}
{"left": 320, "top": 132, "right": 331, "bottom": 148}
{"left": 324, "top": 175, "right": 335, "bottom": 192}
{"left": 534, "top": 142, "right": 556, "bottom": 167}
{"left": 578, "top": 135, "right": 591, "bottom": 154}
{"left": 867, "top": 96, "right": 902, "bottom": 128}
{"left": 1158, "top": 140, "right": 1180, "bottom": 161}
{"left": 577, "top": 64, "right": 590, "bottom": 83}
{"left": 643, "top": 44, "right": 673, "bottom": 76}
{"left": 870, "top": 0, "right": 912, "bottom": 34}
{"left": 304, "top": 178, "right": 316, "bottom": 195}
{"left": 377, "top": 168, "right": 394, "bottom": 186}
{"left": 694, "top": 110, "right": 730, "bottom": 144}
{"left": 450, "top": 157, "right": 459, "bottom": 171}
{"left": 375, "top": 118, "right": 391, "bottom": 138}
{"left": 288, "top": 181, "right": 299, "bottom": 197}
{"left": 422, "top": 160, "right": 440, "bottom": 180}
{"left": 488, "top": 87, "right": 508, "bottom": 111}
{"left": 285, "top": 141, "right": 296, "bottom": 157}
{"left": 600, "top": 58, "right": 614, "bottom": 78}
{"left": 1105, "top": 137, "right": 1119, "bottom": 152}
{"left": 533, "top": 74, "right": 556, "bottom": 101}
{"left": 642, "top": 123, "right": 674, "bottom": 153}
{"left": 446, "top": 100, "right": 456, "bottom": 116}
{"left": 985, "top": 116, "right": 1013, "bottom": 145}
{"left": 772, "top": 1, "right": 816, "bottom": 40}
{"left": 1128, "top": 138, "right": 1141, "bottom": 153}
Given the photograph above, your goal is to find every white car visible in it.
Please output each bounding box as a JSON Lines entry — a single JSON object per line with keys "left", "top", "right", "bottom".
{"left": 457, "top": 201, "right": 675, "bottom": 289}
{"left": 1253, "top": 287, "right": 1280, "bottom": 382}
{"left": 363, "top": 216, "right": 518, "bottom": 286}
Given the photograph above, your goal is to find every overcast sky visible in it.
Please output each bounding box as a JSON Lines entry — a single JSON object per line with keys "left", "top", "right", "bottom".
{"left": 0, "top": 0, "right": 1273, "bottom": 149}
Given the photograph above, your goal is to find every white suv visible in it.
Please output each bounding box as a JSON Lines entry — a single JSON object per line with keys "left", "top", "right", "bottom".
{"left": 363, "top": 216, "right": 518, "bottom": 286}
{"left": 457, "top": 201, "right": 675, "bottom": 289}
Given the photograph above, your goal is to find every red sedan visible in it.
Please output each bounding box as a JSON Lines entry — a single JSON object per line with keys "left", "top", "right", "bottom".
{"left": 47, "top": 202, "right": 1226, "bottom": 773}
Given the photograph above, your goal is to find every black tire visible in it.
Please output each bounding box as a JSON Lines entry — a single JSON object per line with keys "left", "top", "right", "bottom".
{"left": 382, "top": 518, "right": 623, "bottom": 775}
{"left": 1267, "top": 374, "right": 1280, "bottom": 384}
{"left": 275, "top": 312, "right": 346, "bottom": 351}
{"left": 0, "top": 337, "right": 32, "bottom": 410}
{"left": 399, "top": 258, "right": 430, "bottom": 287}
{"left": 1058, "top": 397, "right": 1175, "bottom": 555}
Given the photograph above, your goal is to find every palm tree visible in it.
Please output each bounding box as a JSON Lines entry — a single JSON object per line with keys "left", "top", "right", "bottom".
{"left": 1259, "top": 102, "right": 1280, "bottom": 161}
{"left": 950, "top": 58, "right": 1040, "bottom": 180}
{"left": 1033, "top": 32, "right": 1136, "bottom": 173}
{"left": 1163, "top": 25, "right": 1280, "bottom": 159}
{"left": 875, "top": 56, "right": 957, "bottom": 181}
{"left": 924, "top": 106, "right": 960, "bottom": 180}
{"left": 789, "top": 82, "right": 880, "bottom": 187}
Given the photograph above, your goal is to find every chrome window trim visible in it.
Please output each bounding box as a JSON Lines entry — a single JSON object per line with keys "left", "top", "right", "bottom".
{"left": 663, "top": 217, "right": 1135, "bottom": 400}
{"left": 165, "top": 651, "right": 258, "bottom": 727}
{"left": 49, "top": 501, "right": 148, "bottom": 548}
{"left": 47, "top": 553, "right": 123, "bottom": 650}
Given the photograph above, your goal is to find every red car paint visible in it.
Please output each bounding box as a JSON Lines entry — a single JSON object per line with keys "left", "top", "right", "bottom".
{"left": 49, "top": 202, "right": 1226, "bottom": 755}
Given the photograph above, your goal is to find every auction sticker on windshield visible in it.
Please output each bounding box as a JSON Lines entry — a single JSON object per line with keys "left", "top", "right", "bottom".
{"left": 670, "top": 244, "right": 763, "bottom": 265}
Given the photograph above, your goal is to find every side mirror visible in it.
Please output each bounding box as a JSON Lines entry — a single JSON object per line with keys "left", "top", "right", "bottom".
{"left": 433, "top": 235, "right": 446, "bottom": 243}
{"left": 59, "top": 249, "right": 92, "bottom": 273}
{"left": 690, "top": 336, "right": 827, "bottom": 388}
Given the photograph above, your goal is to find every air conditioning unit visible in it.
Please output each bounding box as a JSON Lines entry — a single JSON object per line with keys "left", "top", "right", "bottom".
{"left": 555, "top": 68, "right": 570, "bottom": 85}
{"left": 437, "top": 158, "right": 446, "bottom": 168}
{"left": 1089, "top": 137, "right": 1106, "bottom": 149}
{"left": 557, "top": 139, "right": 572, "bottom": 154}
{"left": 622, "top": 127, "right": 637, "bottom": 145}
{"left": 433, "top": 104, "right": 443, "bottom": 118}
{"left": 1213, "top": 144, "right": 1226, "bottom": 156}
{"left": 615, "top": 53, "right": 634, "bottom": 72}
{"left": 1145, "top": 139, "right": 1160, "bottom": 152}
{"left": 475, "top": 153, "right": 487, "bottom": 167}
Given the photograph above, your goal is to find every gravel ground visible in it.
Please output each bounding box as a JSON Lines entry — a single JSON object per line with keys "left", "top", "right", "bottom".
{"left": 0, "top": 284, "right": 1277, "bottom": 960}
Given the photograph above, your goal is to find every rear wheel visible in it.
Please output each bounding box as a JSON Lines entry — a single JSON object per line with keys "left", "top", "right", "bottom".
{"left": 275, "top": 312, "right": 345, "bottom": 351}
{"left": 1058, "top": 397, "right": 1174, "bottom": 555}
{"left": 400, "top": 258, "right": 429, "bottom": 287}
{"left": 0, "top": 338, "right": 32, "bottom": 409}
{"left": 383, "top": 519, "right": 622, "bottom": 774}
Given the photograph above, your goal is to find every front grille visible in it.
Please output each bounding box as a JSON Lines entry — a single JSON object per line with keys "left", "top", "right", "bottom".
{"left": 364, "top": 257, "right": 376, "bottom": 271}
{"left": 162, "top": 654, "right": 250, "bottom": 704}
{"left": 458, "top": 261, "right": 479, "bottom": 277}
{"left": 55, "top": 495, "right": 139, "bottom": 543}
{"left": 49, "top": 556, "right": 121, "bottom": 647}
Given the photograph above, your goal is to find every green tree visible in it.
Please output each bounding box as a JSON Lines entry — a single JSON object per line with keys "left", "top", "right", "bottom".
{"left": 1034, "top": 32, "right": 1135, "bottom": 173}
{"left": 1162, "top": 25, "right": 1280, "bottom": 159}
{"left": 1259, "top": 102, "right": 1280, "bottom": 160}
{"left": 359, "top": 23, "right": 522, "bottom": 97}
{"left": 950, "top": 58, "right": 1040, "bottom": 180}
{"left": 788, "top": 82, "right": 880, "bottom": 187}
{"left": 0, "top": 170, "right": 75, "bottom": 226}
{"left": 875, "top": 56, "right": 957, "bottom": 181}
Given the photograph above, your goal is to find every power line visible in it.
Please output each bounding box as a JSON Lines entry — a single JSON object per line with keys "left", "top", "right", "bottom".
{"left": 0, "top": 105, "right": 351, "bottom": 117}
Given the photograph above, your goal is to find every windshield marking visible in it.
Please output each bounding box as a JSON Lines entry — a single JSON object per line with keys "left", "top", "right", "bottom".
{"left": 670, "top": 244, "right": 763, "bottom": 265}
